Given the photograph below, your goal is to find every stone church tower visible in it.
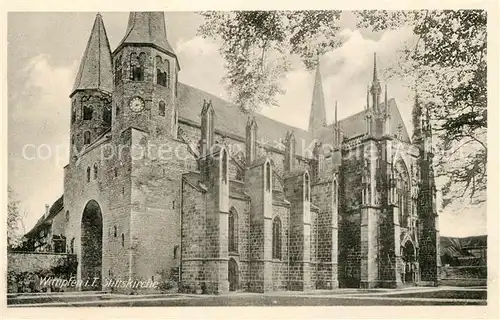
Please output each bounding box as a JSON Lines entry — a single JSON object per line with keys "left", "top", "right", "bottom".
{"left": 60, "top": 13, "right": 439, "bottom": 293}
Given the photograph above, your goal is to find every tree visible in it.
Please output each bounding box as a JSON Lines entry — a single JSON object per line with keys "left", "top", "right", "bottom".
{"left": 198, "top": 11, "right": 342, "bottom": 113}
{"left": 355, "top": 10, "right": 487, "bottom": 208}
{"left": 199, "top": 10, "right": 487, "bottom": 208}
{"left": 7, "top": 187, "right": 27, "bottom": 249}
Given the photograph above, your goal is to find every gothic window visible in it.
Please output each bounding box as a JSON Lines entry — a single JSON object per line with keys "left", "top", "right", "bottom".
{"left": 155, "top": 56, "right": 169, "bottom": 87}
{"left": 116, "top": 103, "right": 120, "bottom": 117}
{"left": 71, "top": 135, "right": 75, "bottom": 146}
{"left": 272, "top": 217, "right": 282, "bottom": 260}
{"left": 130, "top": 52, "right": 146, "bottom": 81}
{"left": 159, "top": 101, "right": 166, "bottom": 116}
{"left": 71, "top": 108, "right": 76, "bottom": 124}
{"left": 93, "top": 163, "right": 98, "bottom": 180}
{"left": 104, "top": 105, "right": 112, "bottom": 126}
{"left": 222, "top": 150, "right": 228, "bottom": 183}
{"left": 114, "top": 226, "right": 117, "bottom": 238}
{"left": 265, "top": 162, "right": 271, "bottom": 191}
{"left": 396, "top": 161, "right": 411, "bottom": 228}
{"left": 114, "top": 167, "right": 118, "bottom": 177}
{"left": 304, "top": 172, "right": 310, "bottom": 201}
{"left": 86, "top": 167, "right": 91, "bottom": 182}
{"left": 228, "top": 207, "right": 238, "bottom": 253}
{"left": 83, "top": 131, "right": 91, "bottom": 145}
{"left": 66, "top": 210, "right": 69, "bottom": 222}
{"left": 121, "top": 233, "right": 125, "bottom": 247}
{"left": 83, "top": 105, "right": 93, "bottom": 120}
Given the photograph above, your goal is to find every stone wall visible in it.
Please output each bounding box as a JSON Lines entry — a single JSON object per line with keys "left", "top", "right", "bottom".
{"left": 7, "top": 252, "right": 77, "bottom": 293}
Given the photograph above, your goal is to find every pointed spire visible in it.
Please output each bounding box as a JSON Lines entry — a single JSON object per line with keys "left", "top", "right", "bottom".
{"left": 366, "top": 84, "right": 370, "bottom": 110}
{"left": 370, "top": 52, "right": 381, "bottom": 110}
{"left": 309, "top": 63, "right": 327, "bottom": 132}
{"left": 118, "top": 12, "right": 176, "bottom": 56}
{"left": 72, "top": 13, "right": 113, "bottom": 96}
{"left": 334, "top": 100, "right": 338, "bottom": 125}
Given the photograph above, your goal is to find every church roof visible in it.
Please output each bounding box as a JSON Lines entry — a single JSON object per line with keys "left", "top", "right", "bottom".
{"left": 177, "top": 83, "right": 411, "bottom": 158}
{"left": 315, "top": 99, "right": 411, "bottom": 145}
{"left": 117, "top": 12, "right": 175, "bottom": 56}
{"left": 177, "top": 83, "right": 313, "bottom": 157}
{"left": 72, "top": 14, "right": 113, "bottom": 95}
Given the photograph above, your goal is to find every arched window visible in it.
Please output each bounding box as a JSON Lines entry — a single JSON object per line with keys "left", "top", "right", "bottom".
{"left": 71, "top": 108, "right": 76, "bottom": 124}
{"left": 114, "top": 55, "right": 122, "bottom": 85}
{"left": 86, "top": 167, "right": 91, "bottom": 182}
{"left": 121, "top": 233, "right": 125, "bottom": 247}
{"left": 114, "top": 226, "right": 117, "bottom": 238}
{"left": 83, "top": 105, "right": 93, "bottom": 120}
{"left": 130, "top": 52, "right": 146, "bottom": 81}
{"left": 84, "top": 131, "right": 91, "bottom": 145}
{"left": 156, "top": 56, "right": 168, "bottom": 87}
{"left": 228, "top": 207, "right": 238, "bottom": 253}
{"left": 71, "top": 135, "right": 75, "bottom": 146}
{"left": 65, "top": 210, "right": 70, "bottom": 222}
{"left": 159, "top": 101, "right": 166, "bottom": 116}
{"left": 114, "top": 167, "right": 118, "bottom": 177}
{"left": 70, "top": 237, "right": 75, "bottom": 254}
{"left": 266, "top": 162, "right": 271, "bottom": 191}
{"left": 272, "top": 217, "right": 282, "bottom": 260}
{"left": 93, "top": 163, "right": 98, "bottom": 180}
{"left": 395, "top": 161, "right": 411, "bottom": 228}
{"left": 222, "top": 150, "right": 228, "bottom": 183}
{"left": 304, "top": 172, "right": 310, "bottom": 201}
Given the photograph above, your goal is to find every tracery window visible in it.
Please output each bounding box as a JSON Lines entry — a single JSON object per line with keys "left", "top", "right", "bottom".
{"left": 272, "top": 217, "right": 282, "bottom": 260}
{"left": 228, "top": 207, "right": 238, "bottom": 253}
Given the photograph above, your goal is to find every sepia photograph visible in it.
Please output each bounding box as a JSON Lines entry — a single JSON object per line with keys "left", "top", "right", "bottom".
{"left": 5, "top": 9, "right": 491, "bottom": 310}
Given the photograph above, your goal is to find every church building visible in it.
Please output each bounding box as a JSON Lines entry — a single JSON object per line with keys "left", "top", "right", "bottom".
{"left": 50, "top": 12, "right": 440, "bottom": 293}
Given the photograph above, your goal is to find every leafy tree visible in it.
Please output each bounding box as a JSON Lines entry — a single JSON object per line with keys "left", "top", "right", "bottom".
{"left": 7, "top": 187, "right": 26, "bottom": 249}
{"left": 199, "top": 10, "right": 487, "bottom": 208}
{"left": 355, "top": 10, "right": 486, "bottom": 207}
{"left": 198, "top": 11, "right": 342, "bottom": 113}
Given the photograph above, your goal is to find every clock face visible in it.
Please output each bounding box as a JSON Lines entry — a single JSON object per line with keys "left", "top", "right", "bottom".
{"left": 129, "top": 97, "right": 145, "bottom": 112}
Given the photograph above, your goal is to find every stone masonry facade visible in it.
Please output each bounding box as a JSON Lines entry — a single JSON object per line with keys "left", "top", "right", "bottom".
{"left": 48, "top": 12, "right": 439, "bottom": 294}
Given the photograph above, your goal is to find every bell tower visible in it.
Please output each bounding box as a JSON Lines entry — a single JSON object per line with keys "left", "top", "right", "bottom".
{"left": 69, "top": 13, "right": 113, "bottom": 161}
{"left": 112, "top": 12, "right": 180, "bottom": 138}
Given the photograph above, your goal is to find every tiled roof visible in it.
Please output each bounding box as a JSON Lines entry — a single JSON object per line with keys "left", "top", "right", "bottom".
{"left": 25, "top": 195, "right": 64, "bottom": 238}
{"left": 72, "top": 14, "right": 113, "bottom": 95}
{"left": 118, "top": 12, "right": 175, "bottom": 56}
{"left": 177, "top": 83, "right": 313, "bottom": 157}
{"left": 178, "top": 82, "right": 411, "bottom": 158}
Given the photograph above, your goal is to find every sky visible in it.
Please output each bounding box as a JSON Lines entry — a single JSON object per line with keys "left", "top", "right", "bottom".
{"left": 7, "top": 11, "right": 486, "bottom": 237}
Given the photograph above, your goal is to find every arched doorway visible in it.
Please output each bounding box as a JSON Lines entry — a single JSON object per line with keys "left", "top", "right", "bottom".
{"left": 228, "top": 258, "right": 239, "bottom": 291}
{"left": 401, "top": 240, "right": 416, "bottom": 285}
{"left": 81, "top": 200, "right": 103, "bottom": 291}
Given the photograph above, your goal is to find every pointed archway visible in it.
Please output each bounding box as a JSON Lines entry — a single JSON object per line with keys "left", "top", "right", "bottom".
{"left": 81, "top": 200, "right": 103, "bottom": 291}
{"left": 401, "top": 240, "right": 417, "bottom": 285}
{"left": 228, "top": 258, "right": 239, "bottom": 291}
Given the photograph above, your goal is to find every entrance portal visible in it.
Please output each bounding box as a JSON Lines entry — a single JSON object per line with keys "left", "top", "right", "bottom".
{"left": 228, "top": 258, "right": 239, "bottom": 291}
{"left": 402, "top": 241, "right": 416, "bottom": 285}
{"left": 81, "top": 200, "right": 103, "bottom": 291}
